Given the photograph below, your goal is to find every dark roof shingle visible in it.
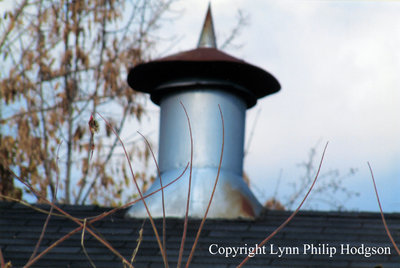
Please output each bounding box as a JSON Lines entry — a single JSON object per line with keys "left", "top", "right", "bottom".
{"left": 1, "top": 202, "right": 399, "bottom": 267}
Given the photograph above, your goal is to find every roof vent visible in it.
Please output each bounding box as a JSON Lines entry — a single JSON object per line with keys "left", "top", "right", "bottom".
{"left": 125, "top": 5, "right": 280, "bottom": 219}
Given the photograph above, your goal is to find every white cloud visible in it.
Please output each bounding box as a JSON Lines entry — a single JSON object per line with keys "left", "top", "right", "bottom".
{"left": 144, "top": 0, "right": 400, "bottom": 211}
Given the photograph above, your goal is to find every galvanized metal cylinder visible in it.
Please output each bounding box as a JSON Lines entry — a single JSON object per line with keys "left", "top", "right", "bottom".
{"left": 126, "top": 80, "right": 263, "bottom": 219}
{"left": 158, "top": 87, "right": 245, "bottom": 175}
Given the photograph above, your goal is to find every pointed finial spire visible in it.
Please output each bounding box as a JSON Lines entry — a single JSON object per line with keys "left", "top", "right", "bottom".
{"left": 197, "top": 3, "right": 217, "bottom": 48}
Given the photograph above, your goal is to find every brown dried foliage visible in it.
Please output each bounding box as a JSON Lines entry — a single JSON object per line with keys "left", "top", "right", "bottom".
{"left": 0, "top": 0, "right": 176, "bottom": 205}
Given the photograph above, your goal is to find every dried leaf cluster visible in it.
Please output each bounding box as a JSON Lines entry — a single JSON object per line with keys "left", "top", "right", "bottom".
{"left": 0, "top": 0, "right": 175, "bottom": 205}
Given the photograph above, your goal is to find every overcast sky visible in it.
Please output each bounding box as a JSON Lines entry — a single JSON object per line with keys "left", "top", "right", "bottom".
{"left": 139, "top": 0, "right": 400, "bottom": 212}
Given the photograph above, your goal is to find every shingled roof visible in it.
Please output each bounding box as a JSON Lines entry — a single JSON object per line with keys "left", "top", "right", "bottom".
{"left": 0, "top": 201, "right": 399, "bottom": 267}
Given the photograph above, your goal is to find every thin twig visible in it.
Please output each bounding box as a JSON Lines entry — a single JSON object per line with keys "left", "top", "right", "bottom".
{"left": 177, "top": 102, "right": 194, "bottom": 268}
{"left": 8, "top": 169, "right": 133, "bottom": 268}
{"left": 9, "top": 118, "right": 188, "bottom": 268}
{"left": 81, "top": 219, "right": 96, "bottom": 268}
{"left": 367, "top": 162, "right": 400, "bottom": 256}
{"left": 0, "top": 248, "right": 5, "bottom": 268}
{"left": 237, "top": 142, "right": 329, "bottom": 267}
{"left": 130, "top": 219, "right": 146, "bottom": 265}
{"left": 20, "top": 165, "right": 188, "bottom": 268}
{"left": 0, "top": 0, "right": 29, "bottom": 52}
{"left": 137, "top": 131, "right": 167, "bottom": 257}
{"left": 28, "top": 141, "right": 62, "bottom": 262}
{"left": 0, "top": 194, "right": 66, "bottom": 218}
{"left": 88, "top": 163, "right": 189, "bottom": 225}
{"left": 96, "top": 112, "right": 168, "bottom": 267}
{"left": 79, "top": 103, "right": 131, "bottom": 204}
{"left": 244, "top": 108, "right": 261, "bottom": 158}
{"left": 185, "top": 105, "right": 224, "bottom": 268}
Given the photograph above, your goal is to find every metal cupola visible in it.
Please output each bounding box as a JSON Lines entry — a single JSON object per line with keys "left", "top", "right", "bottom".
{"left": 125, "top": 4, "right": 280, "bottom": 219}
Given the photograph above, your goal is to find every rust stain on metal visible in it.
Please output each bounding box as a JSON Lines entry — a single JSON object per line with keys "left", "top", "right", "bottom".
{"left": 239, "top": 193, "right": 256, "bottom": 218}
{"left": 224, "top": 182, "right": 256, "bottom": 219}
